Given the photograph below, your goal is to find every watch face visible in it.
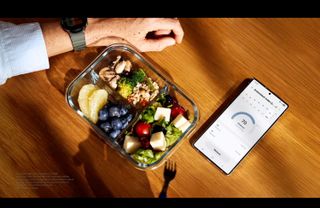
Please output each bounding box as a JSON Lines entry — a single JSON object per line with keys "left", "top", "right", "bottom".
{"left": 61, "top": 17, "right": 87, "bottom": 33}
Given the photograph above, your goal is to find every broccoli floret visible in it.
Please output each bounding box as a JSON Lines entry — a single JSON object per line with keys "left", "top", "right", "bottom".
{"left": 117, "top": 77, "right": 134, "bottom": 98}
{"left": 116, "top": 69, "right": 146, "bottom": 98}
{"left": 131, "top": 68, "right": 146, "bottom": 86}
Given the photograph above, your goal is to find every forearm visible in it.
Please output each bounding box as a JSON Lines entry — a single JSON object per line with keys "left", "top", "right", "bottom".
{"left": 40, "top": 21, "right": 73, "bottom": 57}
{"left": 40, "top": 18, "right": 184, "bottom": 57}
{"left": 40, "top": 20, "right": 120, "bottom": 57}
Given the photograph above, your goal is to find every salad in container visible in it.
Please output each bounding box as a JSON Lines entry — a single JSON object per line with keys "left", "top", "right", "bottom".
{"left": 66, "top": 43, "right": 199, "bottom": 170}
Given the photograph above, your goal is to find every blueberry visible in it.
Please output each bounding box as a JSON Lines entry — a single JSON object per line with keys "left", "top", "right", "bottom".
{"left": 98, "top": 109, "right": 108, "bottom": 121}
{"left": 109, "top": 129, "right": 121, "bottom": 139}
{"left": 108, "top": 106, "right": 121, "bottom": 117}
{"left": 121, "top": 121, "right": 129, "bottom": 129}
{"left": 119, "top": 105, "right": 129, "bottom": 116}
{"left": 152, "top": 125, "right": 167, "bottom": 134}
{"left": 120, "top": 114, "right": 131, "bottom": 129}
{"left": 111, "top": 118, "right": 123, "bottom": 130}
{"left": 164, "top": 95, "right": 178, "bottom": 107}
{"left": 126, "top": 113, "right": 133, "bottom": 123}
{"left": 120, "top": 117, "right": 127, "bottom": 124}
{"left": 100, "top": 122, "right": 112, "bottom": 132}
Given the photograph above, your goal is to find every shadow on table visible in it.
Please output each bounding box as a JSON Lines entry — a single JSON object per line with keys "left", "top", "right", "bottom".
{"left": 73, "top": 130, "right": 155, "bottom": 197}
{"left": 46, "top": 48, "right": 105, "bottom": 95}
{"left": 44, "top": 47, "right": 154, "bottom": 197}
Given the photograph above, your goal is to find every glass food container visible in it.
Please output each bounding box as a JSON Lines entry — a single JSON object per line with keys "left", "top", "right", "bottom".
{"left": 66, "top": 43, "right": 199, "bottom": 170}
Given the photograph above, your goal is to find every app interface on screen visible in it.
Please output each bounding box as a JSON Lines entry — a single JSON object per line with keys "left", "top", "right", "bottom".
{"left": 194, "top": 79, "right": 288, "bottom": 174}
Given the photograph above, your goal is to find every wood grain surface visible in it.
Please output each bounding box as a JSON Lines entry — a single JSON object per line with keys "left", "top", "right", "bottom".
{"left": 0, "top": 18, "right": 319, "bottom": 197}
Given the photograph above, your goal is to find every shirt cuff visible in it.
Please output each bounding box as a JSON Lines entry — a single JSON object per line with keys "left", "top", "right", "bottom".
{"left": 0, "top": 21, "right": 49, "bottom": 84}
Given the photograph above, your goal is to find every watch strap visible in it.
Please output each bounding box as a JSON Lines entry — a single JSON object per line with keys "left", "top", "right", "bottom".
{"left": 70, "top": 31, "right": 86, "bottom": 51}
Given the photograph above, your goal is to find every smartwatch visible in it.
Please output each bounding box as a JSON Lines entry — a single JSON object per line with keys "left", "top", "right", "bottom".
{"left": 61, "top": 17, "right": 88, "bottom": 51}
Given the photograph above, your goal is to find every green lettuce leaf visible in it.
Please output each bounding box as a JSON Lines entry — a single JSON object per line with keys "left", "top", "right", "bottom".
{"left": 132, "top": 149, "right": 165, "bottom": 164}
{"left": 165, "top": 124, "right": 183, "bottom": 147}
{"left": 153, "top": 117, "right": 169, "bottom": 128}
{"left": 140, "top": 102, "right": 162, "bottom": 123}
{"left": 132, "top": 149, "right": 154, "bottom": 164}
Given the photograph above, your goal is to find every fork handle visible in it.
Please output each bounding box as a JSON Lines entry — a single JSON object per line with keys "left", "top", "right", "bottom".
{"left": 159, "top": 191, "right": 167, "bottom": 198}
{"left": 159, "top": 181, "right": 170, "bottom": 198}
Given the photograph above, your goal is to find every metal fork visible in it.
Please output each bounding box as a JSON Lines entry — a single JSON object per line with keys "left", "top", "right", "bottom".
{"left": 159, "top": 160, "right": 177, "bottom": 198}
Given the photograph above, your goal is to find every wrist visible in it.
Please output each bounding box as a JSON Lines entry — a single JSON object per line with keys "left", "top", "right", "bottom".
{"left": 61, "top": 18, "right": 87, "bottom": 51}
{"left": 84, "top": 19, "right": 106, "bottom": 46}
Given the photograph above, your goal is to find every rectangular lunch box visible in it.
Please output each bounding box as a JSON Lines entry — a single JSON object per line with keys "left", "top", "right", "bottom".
{"left": 65, "top": 43, "right": 199, "bottom": 170}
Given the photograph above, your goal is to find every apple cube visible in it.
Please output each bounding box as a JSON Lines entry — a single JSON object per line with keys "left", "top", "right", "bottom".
{"left": 150, "top": 132, "right": 166, "bottom": 151}
{"left": 178, "top": 120, "right": 191, "bottom": 132}
{"left": 154, "top": 107, "right": 171, "bottom": 122}
{"left": 171, "top": 114, "right": 191, "bottom": 133}
{"left": 123, "top": 135, "right": 141, "bottom": 154}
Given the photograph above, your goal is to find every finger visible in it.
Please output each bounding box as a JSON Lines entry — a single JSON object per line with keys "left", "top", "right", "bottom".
{"left": 172, "top": 20, "right": 184, "bottom": 44}
{"left": 142, "top": 37, "right": 176, "bottom": 52}
{"left": 154, "top": 29, "right": 172, "bottom": 36}
{"left": 153, "top": 18, "right": 184, "bottom": 44}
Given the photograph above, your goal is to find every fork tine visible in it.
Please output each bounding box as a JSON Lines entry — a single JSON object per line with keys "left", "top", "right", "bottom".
{"left": 165, "top": 160, "right": 177, "bottom": 172}
{"left": 166, "top": 160, "right": 170, "bottom": 170}
{"left": 165, "top": 160, "right": 169, "bottom": 170}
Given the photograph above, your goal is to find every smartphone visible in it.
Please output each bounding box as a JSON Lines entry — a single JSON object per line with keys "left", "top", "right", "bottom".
{"left": 193, "top": 78, "right": 288, "bottom": 175}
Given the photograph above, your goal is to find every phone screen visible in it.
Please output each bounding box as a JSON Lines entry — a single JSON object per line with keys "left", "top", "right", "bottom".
{"left": 193, "top": 79, "right": 288, "bottom": 174}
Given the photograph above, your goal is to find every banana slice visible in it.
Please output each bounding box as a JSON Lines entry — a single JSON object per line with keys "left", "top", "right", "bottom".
{"left": 78, "top": 84, "right": 98, "bottom": 118}
{"left": 88, "top": 89, "right": 109, "bottom": 123}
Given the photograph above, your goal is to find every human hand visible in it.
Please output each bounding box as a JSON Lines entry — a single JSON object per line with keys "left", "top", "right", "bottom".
{"left": 86, "top": 18, "right": 184, "bottom": 52}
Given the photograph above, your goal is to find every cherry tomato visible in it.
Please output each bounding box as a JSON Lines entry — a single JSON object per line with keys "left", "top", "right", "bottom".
{"left": 171, "top": 104, "right": 186, "bottom": 119}
{"left": 134, "top": 121, "right": 151, "bottom": 137}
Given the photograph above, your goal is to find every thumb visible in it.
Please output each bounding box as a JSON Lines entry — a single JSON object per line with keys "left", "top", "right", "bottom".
{"left": 143, "top": 37, "right": 176, "bottom": 52}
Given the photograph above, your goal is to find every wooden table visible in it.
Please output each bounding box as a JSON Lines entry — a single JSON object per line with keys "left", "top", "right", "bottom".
{"left": 0, "top": 18, "right": 319, "bottom": 197}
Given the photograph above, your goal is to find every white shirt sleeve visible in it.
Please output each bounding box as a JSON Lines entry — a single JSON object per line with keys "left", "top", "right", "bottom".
{"left": 0, "top": 21, "right": 49, "bottom": 85}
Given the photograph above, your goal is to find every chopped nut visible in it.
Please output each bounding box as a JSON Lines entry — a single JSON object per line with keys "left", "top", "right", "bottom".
{"left": 139, "top": 89, "right": 146, "bottom": 95}
{"left": 150, "top": 90, "right": 159, "bottom": 100}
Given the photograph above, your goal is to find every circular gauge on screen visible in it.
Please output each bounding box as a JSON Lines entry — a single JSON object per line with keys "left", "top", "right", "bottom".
{"left": 231, "top": 111, "right": 255, "bottom": 134}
